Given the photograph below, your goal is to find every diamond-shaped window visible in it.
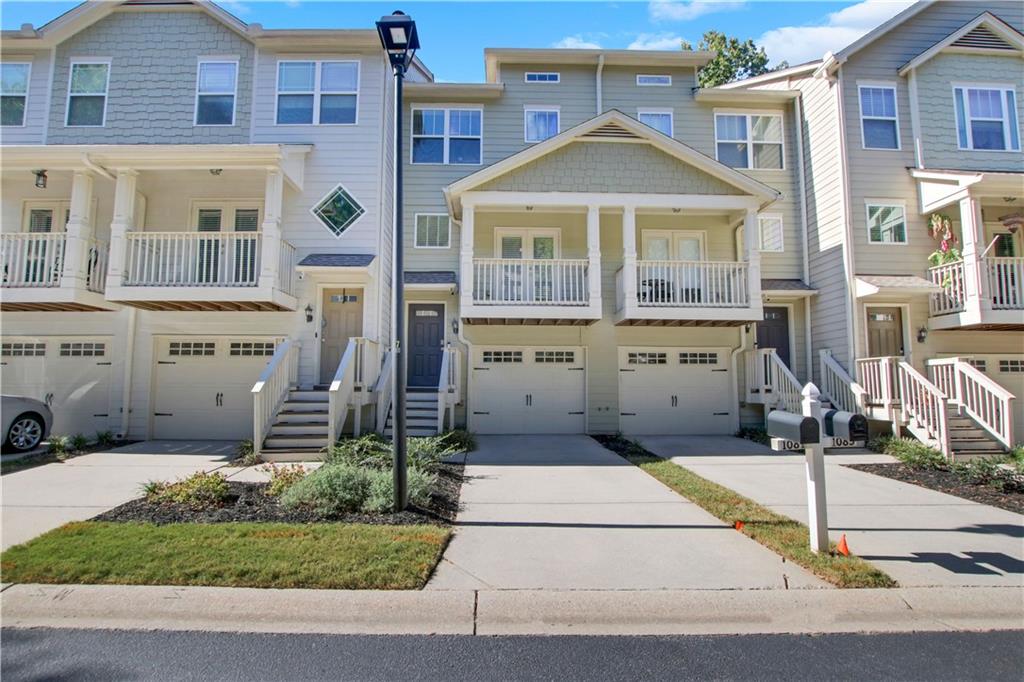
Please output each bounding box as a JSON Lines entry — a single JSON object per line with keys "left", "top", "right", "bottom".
{"left": 312, "top": 184, "right": 365, "bottom": 237}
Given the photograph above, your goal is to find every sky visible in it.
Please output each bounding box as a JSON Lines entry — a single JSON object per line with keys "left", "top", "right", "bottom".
{"left": 0, "top": 0, "right": 917, "bottom": 82}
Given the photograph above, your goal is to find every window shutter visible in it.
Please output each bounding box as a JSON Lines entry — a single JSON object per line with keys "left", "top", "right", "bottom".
{"left": 954, "top": 88, "right": 969, "bottom": 148}
{"left": 1007, "top": 91, "right": 1020, "bottom": 151}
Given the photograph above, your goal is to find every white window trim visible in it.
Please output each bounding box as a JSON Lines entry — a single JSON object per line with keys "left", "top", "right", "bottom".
{"left": 1, "top": 61, "right": 32, "bottom": 128}
{"left": 952, "top": 82, "right": 1020, "bottom": 152}
{"left": 757, "top": 213, "right": 785, "bottom": 253}
{"left": 637, "top": 74, "right": 672, "bottom": 86}
{"left": 524, "top": 105, "right": 560, "bottom": 143}
{"left": 65, "top": 58, "right": 111, "bottom": 128}
{"left": 637, "top": 108, "right": 674, "bottom": 137}
{"left": 194, "top": 58, "right": 239, "bottom": 127}
{"left": 413, "top": 212, "right": 451, "bottom": 249}
{"left": 713, "top": 109, "right": 786, "bottom": 170}
{"left": 857, "top": 81, "right": 901, "bottom": 151}
{"left": 525, "top": 72, "right": 560, "bottom": 83}
{"left": 274, "top": 58, "right": 360, "bottom": 127}
{"left": 493, "top": 227, "right": 561, "bottom": 259}
{"left": 189, "top": 200, "right": 264, "bottom": 231}
{"left": 410, "top": 105, "right": 484, "bottom": 165}
{"left": 864, "top": 200, "right": 909, "bottom": 246}
{"left": 640, "top": 230, "right": 706, "bottom": 260}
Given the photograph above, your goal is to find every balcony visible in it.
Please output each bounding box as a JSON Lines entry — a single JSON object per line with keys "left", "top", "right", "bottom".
{"left": 0, "top": 233, "right": 114, "bottom": 311}
{"left": 107, "top": 230, "right": 297, "bottom": 311}
{"left": 472, "top": 258, "right": 590, "bottom": 306}
{"left": 928, "top": 257, "right": 1024, "bottom": 330}
{"left": 616, "top": 259, "right": 760, "bottom": 326}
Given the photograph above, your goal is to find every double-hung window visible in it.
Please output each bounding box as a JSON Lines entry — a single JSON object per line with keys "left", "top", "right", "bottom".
{"left": 66, "top": 60, "right": 109, "bottom": 127}
{"left": 859, "top": 84, "right": 899, "bottom": 150}
{"left": 866, "top": 202, "right": 907, "bottom": 245}
{"left": 415, "top": 214, "right": 451, "bottom": 248}
{"left": 276, "top": 60, "right": 359, "bottom": 125}
{"left": 953, "top": 84, "right": 1020, "bottom": 151}
{"left": 195, "top": 60, "right": 237, "bottom": 126}
{"left": 758, "top": 214, "right": 784, "bottom": 253}
{"left": 411, "top": 108, "right": 482, "bottom": 164}
{"left": 524, "top": 106, "right": 559, "bottom": 143}
{"left": 638, "top": 109, "right": 673, "bottom": 136}
{"left": 1, "top": 62, "right": 30, "bottom": 126}
{"left": 715, "top": 112, "right": 783, "bottom": 169}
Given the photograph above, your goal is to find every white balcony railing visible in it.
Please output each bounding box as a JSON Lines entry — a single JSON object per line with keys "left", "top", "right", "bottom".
{"left": 124, "top": 232, "right": 263, "bottom": 287}
{"left": 1, "top": 233, "right": 66, "bottom": 288}
{"left": 636, "top": 260, "right": 749, "bottom": 308}
{"left": 928, "top": 260, "right": 965, "bottom": 315}
{"left": 472, "top": 258, "right": 589, "bottom": 306}
{"left": 85, "top": 239, "right": 109, "bottom": 293}
{"left": 277, "top": 240, "right": 296, "bottom": 297}
{"left": 987, "top": 256, "right": 1024, "bottom": 310}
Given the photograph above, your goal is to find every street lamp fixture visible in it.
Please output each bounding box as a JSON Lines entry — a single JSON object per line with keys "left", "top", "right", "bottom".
{"left": 377, "top": 10, "right": 419, "bottom": 512}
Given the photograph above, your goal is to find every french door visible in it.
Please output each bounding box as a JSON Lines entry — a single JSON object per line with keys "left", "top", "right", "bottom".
{"left": 495, "top": 228, "right": 560, "bottom": 302}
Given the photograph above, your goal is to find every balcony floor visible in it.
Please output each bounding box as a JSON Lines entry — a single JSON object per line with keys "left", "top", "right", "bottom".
{"left": 0, "top": 288, "right": 117, "bottom": 312}
{"left": 929, "top": 309, "right": 1024, "bottom": 332}
{"left": 105, "top": 285, "right": 297, "bottom": 312}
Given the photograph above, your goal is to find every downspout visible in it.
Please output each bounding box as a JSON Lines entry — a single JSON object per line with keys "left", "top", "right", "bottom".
{"left": 793, "top": 93, "right": 814, "bottom": 382}
{"left": 834, "top": 66, "right": 860, "bottom": 368}
{"left": 730, "top": 324, "right": 748, "bottom": 433}
{"left": 907, "top": 67, "right": 923, "bottom": 169}
{"left": 118, "top": 307, "right": 138, "bottom": 439}
{"left": 595, "top": 55, "right": 605, "bottom": 115}
{"left": 82, "top": 154, "right": 114, "bottom": 181}
{"left": 455, "top": 279, "right": 472, "bottom": 431}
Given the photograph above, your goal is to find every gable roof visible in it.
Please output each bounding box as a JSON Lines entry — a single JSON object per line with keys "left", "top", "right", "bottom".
{"left": 444, "top": 110, "right": 780, "bottom": 216}
{"left": 898, "top": 12, "right": 1024, "bottom": 75}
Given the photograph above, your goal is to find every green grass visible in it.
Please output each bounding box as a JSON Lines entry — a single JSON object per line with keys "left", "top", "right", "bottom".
{"left": 1, "top": 522, "right": 451, "bottom": 590}
{"left": 606, "top": 439, "right": 896, "bottom": 589}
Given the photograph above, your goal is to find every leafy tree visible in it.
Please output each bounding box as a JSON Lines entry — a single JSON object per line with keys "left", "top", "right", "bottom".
{"left": 681, "top": 31, "right": 787, "bottom": 87}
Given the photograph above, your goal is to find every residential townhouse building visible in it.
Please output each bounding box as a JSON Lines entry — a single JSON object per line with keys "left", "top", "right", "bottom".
{"left": 0, "top": 0, "right": 428, "bottom": 456}
{"left": 728, "top": 0, "right": 1023, "bottom": 456}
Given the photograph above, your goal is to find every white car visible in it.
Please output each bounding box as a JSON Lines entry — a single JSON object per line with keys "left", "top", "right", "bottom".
{"left": 2, "top": 395, "right": 53, "bottom": 453}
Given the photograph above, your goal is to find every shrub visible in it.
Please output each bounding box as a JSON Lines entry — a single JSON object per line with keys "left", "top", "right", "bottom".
{"left": 280, "top": 464, "right": 373, "bottom": 515}
{"left": 235, "top": 439, "right": 260, "bottom": 466}
{"left": 362, "top": 467, "right": 436, "bottom": 512}
{"left": 95, "top": 431, "right": 115, "bottom": 447}
{"left": 881, "top": 437, "right": 947, "bottom": 470}
{"left": 324, "top": 432, "right": 457, "bottom": 472}
{"left": 440, "top": 429, "right": 476, "bottom": 453}
{"left": 867, "top": 435, "right": 894, "bottom": 454}
{"left": 70, "top": 434, "right": 89, "bottom": 452}
{"left": 736, "top": 427, "right": 770, "bottom": 446}
{"left": 48, "top": 435, "right": 69, "bottom": 456}
{"left": 262, "top": 463, "right": 307, "bottom": 497}
{"left": 954, "top": 457, "right": 1001, "bottom": 486}
{"left": 145, "top": 471, "right": 230, "bottom": 509}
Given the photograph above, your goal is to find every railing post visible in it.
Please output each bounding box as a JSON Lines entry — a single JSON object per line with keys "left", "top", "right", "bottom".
{"left": 460, "top": 203, "right": 475, "bottom": 310}
{"left": 106, "top": 169, "right": 138, "bottom": 292}
{"left": 622, "top": 204, "right": 638, "bottom": 307}
{"left": 259, "top": 169, "right": 284, "bottom": 291}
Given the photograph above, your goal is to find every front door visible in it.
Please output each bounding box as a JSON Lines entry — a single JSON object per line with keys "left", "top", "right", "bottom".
{"left": 319, "top": 288, "right": 363, "bottom": 384}
{"left": 408, "top": 303, "right": 445, "bottom": 387}
{"left": 757, "top": 307, "right": 791, "bottom": 368}
{"left": 867, "top": 307, "right": 904, "bottom": 357}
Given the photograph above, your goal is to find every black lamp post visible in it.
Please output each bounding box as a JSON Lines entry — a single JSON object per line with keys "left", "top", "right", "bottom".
{"left": 377, "top": 10, "right": 419, "bottom": 512}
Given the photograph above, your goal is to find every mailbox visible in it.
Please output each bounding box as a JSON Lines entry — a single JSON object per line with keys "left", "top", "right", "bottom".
{"left": 823, "top": 410, "right": 868, "bottom": 442}
{"left": 766, "top": 410, "right": 820, "bottom": 444}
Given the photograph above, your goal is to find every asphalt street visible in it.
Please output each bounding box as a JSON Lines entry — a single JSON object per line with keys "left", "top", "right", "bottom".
{"left": 2, "top": 628, "right": 1022, "bottom": 681}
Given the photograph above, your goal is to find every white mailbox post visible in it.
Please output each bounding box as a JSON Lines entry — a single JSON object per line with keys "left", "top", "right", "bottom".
{"left": 802, "top": 383, "right": 829, "bottom": 553}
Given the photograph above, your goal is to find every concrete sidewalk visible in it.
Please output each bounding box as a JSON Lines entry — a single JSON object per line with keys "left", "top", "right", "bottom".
{"left": 1, "top": 441, "right": 237, "bottom": 549}
{"left": 428, "top": 435, "right": 826, "bottom": 590}
{"left": 638, "top": 436, "right": 1024, "bottom": 588}
{"left": 3, "top": 583, "right": 1022, "bottom": 636}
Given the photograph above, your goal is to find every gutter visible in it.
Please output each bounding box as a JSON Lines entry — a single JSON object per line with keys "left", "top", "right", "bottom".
{"left": 729, "top": 325, "right": 748, "bottom": 433}
{"left": 81, "top": 154, "right": 114, "bottom": 180}
{"left": 834, "top": 65, "right": 860, "bottom": 366}
{"left": 793, "top": 93, "right": 814, "bottom": 382}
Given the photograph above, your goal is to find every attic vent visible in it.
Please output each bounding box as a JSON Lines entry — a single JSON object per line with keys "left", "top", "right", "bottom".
{"left": 951, "top": 25, "right": 1016, "bottom": 50}
{"left": 581, "top": 122, "right": 643, "bottom": 140}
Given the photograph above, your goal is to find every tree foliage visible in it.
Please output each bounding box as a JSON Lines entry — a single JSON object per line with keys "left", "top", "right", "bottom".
{"left": 682, "top": 30, "right": 787, "bottom": 88}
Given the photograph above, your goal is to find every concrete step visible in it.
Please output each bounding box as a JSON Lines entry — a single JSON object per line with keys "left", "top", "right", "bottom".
{"left": 270, "top": 423, "right": 328, "bottom": 437}
{"left": 264, "top": 434, "right": 327, "bottom": 450}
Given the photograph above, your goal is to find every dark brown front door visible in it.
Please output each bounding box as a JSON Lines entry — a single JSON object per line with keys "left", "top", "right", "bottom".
{"left": 408, "top": 303, "right": 445, "bottom": 387}
{"left": 866, "top": 307, "right": 904, "bottom": 357}
{"left": 757, "top": 306, "right": 791, "bottom": 368}
{"left": 320, "top": 288, "right": 363, "bottom": 384}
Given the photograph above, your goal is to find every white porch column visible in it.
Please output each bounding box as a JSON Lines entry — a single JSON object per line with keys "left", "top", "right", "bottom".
{"left": 586, "top": 204, "right": 601, "bottom": 305}
{"left": 61, "top": 170, "right": 95, "bottom": 291}
{"left": 459, "top": 203, "right": 475, "bottom": 310}
{"left": 744, "top": 208, "right": 763, "bottom": 307}
{"left": 259, "top": 169, "right": 284, "bottom": 290}
{"left": 621, "top": 205, "right": 637, "bottom": 306}
{"left": 958, "top": 196, "right": 988, "bottom": 316}
{"left": 106, "top": 169, "right": 137, "bottom": 291}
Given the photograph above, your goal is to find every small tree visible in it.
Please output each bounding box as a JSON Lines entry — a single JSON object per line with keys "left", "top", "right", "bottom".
{"left": 682, "top": 31, "right": 786, "bottom": 88}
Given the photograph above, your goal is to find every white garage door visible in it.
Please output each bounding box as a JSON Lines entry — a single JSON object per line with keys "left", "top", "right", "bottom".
{"left": 963, "top": 355, "right": 1024, "bottom": 445}
{"left": 470, "top": 346, "right": 585, "bottom": 434}
{"left": 153, "top": 337, "right": 278, "bottom": 440}
{"left": 619, "top": 346, "right": 733, "bottom": 435}
{"left": 0, "top": 337, "right": 114, "bottom": 436}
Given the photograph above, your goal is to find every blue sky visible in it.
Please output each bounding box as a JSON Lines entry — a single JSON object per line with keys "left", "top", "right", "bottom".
{"left": 1, "top": 1, "right": 916, "bottom": 82}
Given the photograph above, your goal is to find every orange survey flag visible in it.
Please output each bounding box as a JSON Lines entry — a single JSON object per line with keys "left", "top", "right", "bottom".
{"left": 836, "top": 534, "right": 850, "bottom": 556}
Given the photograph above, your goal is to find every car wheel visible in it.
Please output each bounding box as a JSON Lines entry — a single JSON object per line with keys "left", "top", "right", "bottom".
{"left": 7, "top": 414, "right": 44, "bottom": 452}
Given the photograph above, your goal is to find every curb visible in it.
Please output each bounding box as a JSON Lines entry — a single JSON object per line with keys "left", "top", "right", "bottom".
{"left": 2, "top": 584, "right": 1022, "bottom": 636}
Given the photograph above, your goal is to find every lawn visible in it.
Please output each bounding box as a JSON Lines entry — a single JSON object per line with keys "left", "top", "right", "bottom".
{"left": 1, "top": 521, "right": 451, "bottom": 590}
{"left": 596, "top": 436, "right": 897, "bottom": 589}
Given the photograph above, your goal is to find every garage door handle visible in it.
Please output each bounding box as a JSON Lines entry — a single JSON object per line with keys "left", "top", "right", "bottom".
{"left": 619, "top": 369, "right": 635, "bottom": 373}
{"left": 567, "top": 367, "right": 584, "bottom": 371}
{"left": 158, "top": 361, "right": 176, "bottom": 365}
{"left": 154, "top": 413, "right": 173, "bottom": 417}
{"left": 472, "top": 411, "right": 490, "bottom": 415}
{"left": 712, "top": 369, "right": 728, "bottom": 372}
{"left": 93, "top": 413, "right": 108, "bottom": 417}
{"left": 620, "top": 412, "right": 636, "bottom": 416}
{"left": 568, "top": 411, "right": 584, "bottom": 415}
{"left": 713, "top": 412, "right": 729, "bottom": 416}
{"left": 96, "top": 361, "right": 112, "bottom": 366}
{"left": 474, "top": 367, "right": 489, "bottom": 371}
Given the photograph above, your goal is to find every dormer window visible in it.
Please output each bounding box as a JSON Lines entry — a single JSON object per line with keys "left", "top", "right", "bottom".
{"left": 525, "top": 72, "right": 559, "bottom": 83}
{"left": 1, "top": 62, "right": 30, "bottom": 126}
{"left": 953, "top": 84, "right": 1020, "bottom": 151}
{"left": 66, "top": 61, "right": 110, "bottom": 127}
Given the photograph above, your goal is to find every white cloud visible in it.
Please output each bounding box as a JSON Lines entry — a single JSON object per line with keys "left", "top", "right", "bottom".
{"left": 758, "top": 0, "right": 916, "bottom": 66}
{"left": 628, "top": 32, "right": 686, "bottom": 51}
{"left": 552, "top": 35, "right": 603, "bottom": 49}
{"left": 649, "top": 0, "right": 746, "bottom": 22}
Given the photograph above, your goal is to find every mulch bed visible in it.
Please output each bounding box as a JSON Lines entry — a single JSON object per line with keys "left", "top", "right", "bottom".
{"left": 93, "top": 461, "right": 465, "bottom": 526}
{"left": 845, "top": 462, "right": 1024, "bottom": 515}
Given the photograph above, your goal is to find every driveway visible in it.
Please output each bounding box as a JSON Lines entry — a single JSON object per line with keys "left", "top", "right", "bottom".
{"left": 428, "top": 435, "right": 826, "bottom": 590}
{"left": 638, "top": 436, "right": 1024, "bottom": 588}
{"left": 1, "top": 441, "right": 237, "bottom": 550}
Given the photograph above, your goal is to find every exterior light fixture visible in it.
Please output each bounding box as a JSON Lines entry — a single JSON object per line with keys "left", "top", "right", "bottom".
{"left": 304, "top": 304, "right": 314, "bottom": 323}
{"left": 377, "top": 9, "right": 419, "bottom": 512}
{"left": 209, "top": 169, "right": 223, "bottom": 176}
{"left": 33, "top": 170, "right": 47, "bottom": 189}
{"left": 917, "top": 327, "right": 928, "bottom": 343}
